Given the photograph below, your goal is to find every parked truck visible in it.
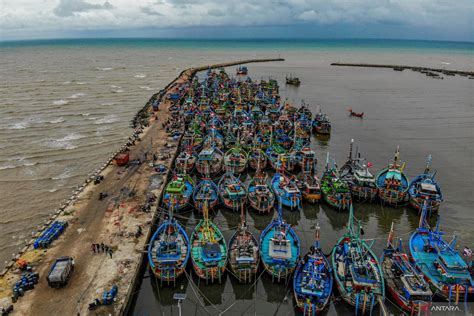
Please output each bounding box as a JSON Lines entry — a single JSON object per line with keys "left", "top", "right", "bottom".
{"left": 47, "top": 256, "right": 74, "bottom": 288}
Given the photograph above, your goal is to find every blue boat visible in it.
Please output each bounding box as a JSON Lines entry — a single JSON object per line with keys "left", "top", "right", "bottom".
{"left": 293, "top": 223, "right": 333, "bottom": 315}
{"left": 409, "top": 203, "right": 474, "bottom": 302}
{"left": 162, "top": 174, "right": 194, "bottom": 211}
{"left": 260, "top": 199, "right": 300, "bottom": 282}
{"left": 376, "top": 146, "right": 409, "bottom": 206}
{"left": 271, "top": 171, "right": 302, "bottom": 210}
{"left": 193, "top": 179, "right": 219, "bottom": 212}
{"left": 148, "top": 201, "right": 190, "bottom": 284}
{"left": 408, "top": 155, "right": 443, "bottom": 214}
{"left": 331, "top": 205, "right": 385, "bottom": 313}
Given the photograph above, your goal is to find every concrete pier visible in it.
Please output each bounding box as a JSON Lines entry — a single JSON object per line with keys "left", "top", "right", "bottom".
{"left": 0, "top": 58, "right": 283, "bottom": 315}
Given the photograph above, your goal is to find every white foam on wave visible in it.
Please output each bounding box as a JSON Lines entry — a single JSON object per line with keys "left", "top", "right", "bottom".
{"left": 62, "top": 81, "right": 71, "bottom": 85}
{"left": 68, "top": 93, "right": 86, "bottom": 99}
{"left": 96, "top": 67, "right": 114, "bottom": 71}
{"left": 48, "top": 188, "right": 58, "bottom": 193}
{"left": 49, "top": 117, "right": 65, "bottom": 124}
{"left": 76, "top": 82, "right": 87, "bottom": 85}
{"left": 53, "top": 99, "right": 69, "bottom": 106}
{"left": 82, "top": 113, "right": 91, "bottom": 116}
{"left": 111, "top": 85, "right": 121, "bottom": 88}
{"left": 134, "top": 74, "right": 146, "bottom": 78}
{"left": 95, "top": 114, "right": 119, "bottom": 125}
{"left": 441, "top": 62, "right": 451, "bottom": 65}
{"left": 9, "top": 121, "right": 29, "bottom": 129}
{"left": 140, "top": 86, "right": 152, "bottom": 90}
{"left": 45, "top": 133, "right": 83, "bottom": 150}
{"left": 112, "top": 89, "right": 124, "bottom": 93}
{"left": 101, "top": 102, "right": 115, "bottom": 106}
{"left": 52, "top": 168, "right": 73, "bottom": 180}
{"left": 0, "top": 164, "right": 16, "bottom": 170}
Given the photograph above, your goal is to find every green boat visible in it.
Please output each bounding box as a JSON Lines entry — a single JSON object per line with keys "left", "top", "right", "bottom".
{"left": 190, "top": 202, "right": 227, "bottom": 283}
{"left": 321, "top": 153, "right": 352, "bottom": 210}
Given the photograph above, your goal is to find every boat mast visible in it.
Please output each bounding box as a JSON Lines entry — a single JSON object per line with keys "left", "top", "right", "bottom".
{"left": 386, "top": 222, "right": 394, "bottom": 248}
{"left": 425, "top": 154, "right": 432, "bottom": 174}
{"left": 314, "top": 222, "right": 320, "bottom": 249}
{"left": 348, "top": 139, "right": 354, "bottom": 161}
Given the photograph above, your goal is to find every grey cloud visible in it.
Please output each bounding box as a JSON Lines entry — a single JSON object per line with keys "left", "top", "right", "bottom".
{"left": 54, "top": 0, "right": 115, "bottom": 17}
{"left": 140, "top": 6, "right": 164, "bottom": 16}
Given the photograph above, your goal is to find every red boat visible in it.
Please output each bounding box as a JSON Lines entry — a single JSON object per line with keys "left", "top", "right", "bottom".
{"left": 348, "top": 108, "right": 364, "bottom": 118}
{"left": 114, "top": 152, "right": 129, "bottom": 166}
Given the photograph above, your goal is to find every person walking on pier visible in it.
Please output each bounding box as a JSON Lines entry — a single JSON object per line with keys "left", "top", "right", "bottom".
{"left": 108, "top": 249, "right": 113, "bottom": 258}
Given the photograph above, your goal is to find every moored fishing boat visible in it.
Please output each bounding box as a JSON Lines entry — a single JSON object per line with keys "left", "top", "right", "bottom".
{"left": 224, "top": 145, "right": 248, "bottom": 174}
{"left": 271, "top": 170, "right": 302, "bottom": 210}
{"left": 340, "top": 140, "right": 378, "bottom": 201}
{"left": 218, "top": 173, "right": 247, "bottom": 211}
{"left": 286, "top": 75, "right": 301, "bottom": 86}
{"left": 409, "top": 203, "right": 474, "bottom": 302}
{"left": 376, "top": 147, "right": 409, "bottom": 206}
{"left": 148, "top": 201, "right": 190, "bottom": 284}
{"left": 195, "top": 146, "right": 223, "bottom": 178}
{"left": 331, "top": 205, "right": 385, "bottom": 313}
{"left": 260, "top": 200, "right": 300, "bottom": 282}
{"left": 293, "top": 223, "right": 332, "bottom": 315}
{"left": 321, "top": 153, "right": 352, "bottom": 210}
{"left": 381, "top": 222, "right": 432, "bottom": 313}
{"left": 228, "top": 205, "right": 260, "bottom": 283}
{"left": 236, "top": 66, "right": 248, "bottom": 75}
{"left": 248, "top": 170, "right": 275, "bottom": 214}
{"left": 193, "top": 179, "right": 219, "bottom": 212}
{"left": 162, "top": 174, "right": 194, "bottom": 211}
{"left": 297, "top": 172, "right": 321, "bottom": 203}
{"left": 175, "top": 149, "right": 196, "bottom": 173}
{"left": 190, "top": 202, "right": 227, "bottom": 283}
{"left": 266, "top": 144, "right": 294, "bottom": 171}
{"left": 312, "top": 111, "right": 331, "bottom": 135}
{"left": 408, "top": 155, "right": 443, "bottom": 214}
{"left": 248, "top": 147, "right": 267, "bottom": 170}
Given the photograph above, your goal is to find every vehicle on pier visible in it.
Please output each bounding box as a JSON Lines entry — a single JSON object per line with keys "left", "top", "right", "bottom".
{"left": 331, "top": 205, "right": 385, "bottom": 314}
{"left": 260, "top": 199, "right": 300, "bottom": 282}
{"left": 381, "top": 222, "right": 432, "bottom": 313}
{"left": 293, "top": 223, "right": 332, "bottom": 315}
{"left": 408, "top": 155, "right": 443, "bottom": 214}
{"left": 47, "top": 256, "right": 75, "bottom": 288}
{"left": 376, "top": 147, "right": 409, "bottom": 206}
{"left": 409, "top": 203, "right": 474, "bottom": 302}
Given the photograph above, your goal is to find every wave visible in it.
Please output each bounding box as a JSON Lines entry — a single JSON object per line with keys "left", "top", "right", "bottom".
{"left": 110, "top": 85, "right": 121, "bottom": 88}
{"left": 96, "top": 67, "right": 114, "bottom": 71}
{"left": 44, "top": 133, "right": 83, "bottom": 150}
{"left": 140, "top": 86, "right": 152, "bottom": 90}
{"left": 112, "top": 89, "right": 124, "bottom": 93}
{"left": 95, "top": 114, "right": 119, "bottom": 125}
{"left": 48, "top": 117, "right": 65, "bottom": 124}
{"left": 8, "top": 121, "right": 29, "bottom": 129}
{"left": 68, "top": 92, "right": 86, "bottom": 99}
{"left": 53, "top": 99, "right": 69, "bottom": 106}
{"left": 48, "top": 188, "right": 58, "bottom": 193}
{"left": 0, "top": 161, "right": 38, "bottom": 171}
{"left": 76, "top": 82, "right": 87, "bottom": 85}
{"left": 134, "top": 74, "right": 146, "bottom": 78}
{"left": 62, "top": 81, "right": 71, "bottom": 84}
{"left": 101, "top": 102, "right": 115, "bottom": 106}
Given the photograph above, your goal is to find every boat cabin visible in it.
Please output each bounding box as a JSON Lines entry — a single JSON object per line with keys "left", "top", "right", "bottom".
{"left": 202, "top": 242, "right": 222, "bottom": 265}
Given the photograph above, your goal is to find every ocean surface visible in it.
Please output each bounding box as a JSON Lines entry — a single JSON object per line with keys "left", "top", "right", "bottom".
{"left": 1, "top": 39, "right": 473, "bottom": 314}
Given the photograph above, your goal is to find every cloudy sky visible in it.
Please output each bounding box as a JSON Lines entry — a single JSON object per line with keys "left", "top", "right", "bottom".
{"left": 1, "top": 0, "right": 473, "bottom": 41}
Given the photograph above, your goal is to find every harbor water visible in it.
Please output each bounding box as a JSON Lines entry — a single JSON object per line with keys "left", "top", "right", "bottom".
{"left": 0, "top": 39, "right": 473, "bottom": 314}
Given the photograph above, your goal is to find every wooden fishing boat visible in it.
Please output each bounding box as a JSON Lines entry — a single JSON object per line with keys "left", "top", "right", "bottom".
{"left": 193, "top": 179, "right": 219, "bottom": 212}
{"left": 321, "top": 153, "right": 352, "bottom": 210}
{"left": 312, "top": 111, "right": 331, "bottom": 135}
{"left": 376, "top": 147, "right": 409, "bottom": 206}
{"left": 332, "top": 205, "right": 385, "bottom": 313}
{"left": 248, "top": 171, "right": 275, "bottom": 214}
{"left": 299, "top": 146, "right": 317, "bottom": 173}
{"left": 340, "top": 140, "right": 378, "bottom": 201}
{"left": 260, "top": 200, "right": 300, "bottom": 282}
{"left": 148, "top": 202, "right": 190, "bottom": 284}
{"left": 293, "top": 223, "right": 332, "bottom": 315}
{"left": 266, "top": 145, "right": 294, "bottom": 171}
{"left": 348, "top": 108, "right": 364, "bottom": 118}
{"left": 228, "top": 205, "right": 260, "bottom": 283}
{"left": 162, "top": 174, "right": 194, "bottom": 211}
{"left": 297, "top": 172, "right": 321, "bottom": 203}
{"left": 218, "top": 173, "right": 247, "bottom": 211}
{"left": 236, "top": 66, "right": 248, "bottom": 75}
{"left": 381, "top": 222, "right": 432, "bottom": 313}
{"left": 248, "top": 147, "right": 267, "bottom": 170}
{"left": 409, "top": 203, "right": 474, "bottom": 302}
{"left": 224, "top": 145, "right": 248, "bottom": 174}
{"left": 175, "top": 149, "right": 196, "bottom": 173}
{"left": 190, "top": 202, "right": 227, "bottom": 283}
{"left": 408, "top": 155, "right": 443, "bottom": 214}
{"left": 286, "top": 75, "right": 301, "bottom": 86}
{"left": 271, "top": 171, "right": 302, "bottom": 210}
{"left": 195, "top": 146, "right": 223, "bottom": 178}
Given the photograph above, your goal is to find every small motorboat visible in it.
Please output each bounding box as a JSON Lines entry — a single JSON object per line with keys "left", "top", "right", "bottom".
{"left": 348, "top": 108, "right": 364, "bottom": 118}
{"left": 286, "top": 75, "right": 301, "bottom": 86}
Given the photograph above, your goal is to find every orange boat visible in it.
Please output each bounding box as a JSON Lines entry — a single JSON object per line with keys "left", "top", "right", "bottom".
{"left": 114, "top": 152, "right": 129, "bottom": 166}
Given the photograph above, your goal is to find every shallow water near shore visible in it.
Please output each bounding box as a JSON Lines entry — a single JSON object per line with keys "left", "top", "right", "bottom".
{"left": 1, "top": 39, "right": 473, "bottom": 314}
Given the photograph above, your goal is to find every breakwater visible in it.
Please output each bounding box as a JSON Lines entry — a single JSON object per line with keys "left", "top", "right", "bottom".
{"left": 0, "top": 58, "right": 284, "bottom": 315}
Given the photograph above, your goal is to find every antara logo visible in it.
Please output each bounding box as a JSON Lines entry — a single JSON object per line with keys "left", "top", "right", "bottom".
{"left": 431, "top": 305, "right": 461, "bottom": 311}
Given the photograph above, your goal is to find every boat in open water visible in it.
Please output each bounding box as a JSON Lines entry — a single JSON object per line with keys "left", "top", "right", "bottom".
{"left": 312, "top": 110, "right": 331, "bottom": 135}
{"left": 332, "top": 205, "right": 385, "bottom": 314}
{"left": 376, "top": 147, "right": 409, "bottom": 206}
{"left": 321, "top": 153, "right": 352, "bottom": 210}
{"left": 381, "top": 222, "right": 432, "bottom": 313}
{"left": 409, "top": 203, "right": 474, "bottom": 302}
{"left": 340, "top": 140, "right": 378, "bottom": 202}
{"left": 228, "top": 205, "right": 260, "bottom": 283}
{"left": 218, "top": 172, "right": 247, "bottom": 211}
{"left": 190, "top": 202, "right": 227, "bottom": 283}
{"left": 408, "top": 155, "right": 443, "bottom": 214}
{"left": 162, "top": 174, "right": 194, "bottom": 211}
{"left": 148, "top": 201, "right": 190, "bottom": 285}
{"left": 293, "top": 223, "right": 333, "bottom": 315}
{"left": 260, "top": 199, "right": 300, "bottom": 282}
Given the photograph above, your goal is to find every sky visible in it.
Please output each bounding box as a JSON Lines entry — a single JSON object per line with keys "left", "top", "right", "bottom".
{"left": 0, "top": 0, "right": 473, "bottom": 42}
